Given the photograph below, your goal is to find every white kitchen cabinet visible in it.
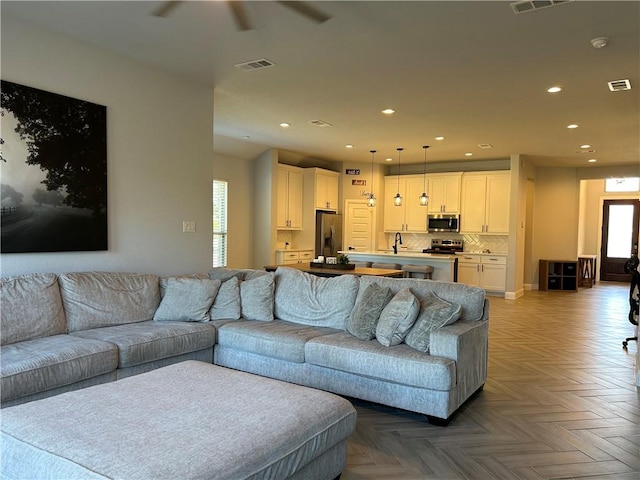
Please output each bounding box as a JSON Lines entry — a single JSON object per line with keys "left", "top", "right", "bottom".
{"left": 427, "top": 173, "right": 462, "bottom": 214}
{"left": 307, "top": 168, "right": 339, "bottom": 211}
{"left": 457, "top": 254, "right": 506, "bottom": 292}
{"left": 277, "top": 165, "right": 303, "bottom": 229}
{"left": 275, "top": 249, "right": 314, "bottom": 265}
{"left": 383, "top": 175, "right": 428, "bottom": 232}
{"left": 460, "top": 171, "right": 510, "bottom": 234}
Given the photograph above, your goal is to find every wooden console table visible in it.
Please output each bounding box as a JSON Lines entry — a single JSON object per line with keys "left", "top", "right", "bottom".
{"left": 264, "top": 264, "right": 404, "bottom": 278}
{"left": 578, "top": 255, "right": 597, "bottom": 288}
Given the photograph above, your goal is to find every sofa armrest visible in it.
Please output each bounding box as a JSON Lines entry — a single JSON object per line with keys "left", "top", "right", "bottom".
{"left": 429, "top": 317, "right": 489, "bottom": 407}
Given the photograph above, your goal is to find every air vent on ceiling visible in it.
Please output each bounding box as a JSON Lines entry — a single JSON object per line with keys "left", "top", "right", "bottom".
{"left": 478, "top": 144, "right": 493, "bottom": 149}
{"left": 309, "top": 120, "right": 333, "bottom": 127}
{"left": 608, "top": 79, "right": 631, "bottom": 92}
{"left": 234, "top": 58, "right": 275, "bottom": 71}
{"left": 510, "top": 0, "right": 572, "bottom": 14}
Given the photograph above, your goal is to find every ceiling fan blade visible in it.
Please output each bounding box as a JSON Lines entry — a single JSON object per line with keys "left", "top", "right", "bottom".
{"left": 276, "top": 1, "right": 331, "bottom": 24}
{"left": 227, "top": 1, "right": 254, "bottom": 31}
{"left": 152, "top": 1, "right": 183, "bottom": 18}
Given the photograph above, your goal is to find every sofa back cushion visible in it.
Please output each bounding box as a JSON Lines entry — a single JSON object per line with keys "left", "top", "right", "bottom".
{"left": 273, "top": 267, "right": 359, "bottom": 330}
{"left": 59, "top": 272, "right": 160, "bottom": 332}
{"left": 0, "top": 273, "right": 66, "bottom": 345}
{"left": 358, "top": 276, "right": 486, "bottom": 322}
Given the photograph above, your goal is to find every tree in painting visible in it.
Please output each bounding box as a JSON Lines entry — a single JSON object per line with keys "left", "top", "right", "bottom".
{"left": 0, "top": 81, "right": 107, "bottom": 253}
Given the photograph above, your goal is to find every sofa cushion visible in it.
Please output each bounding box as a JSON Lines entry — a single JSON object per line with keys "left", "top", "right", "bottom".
{"left": 59, "top": 272, "right": 160, "bottom": 332}
{"left": 217, "top": 319, "right": 339, "bottom": 363}
{"left": 358, "top": 275, "right": 486, "bottom": 322}
{"left": 159, "top": 273, "right": 208, "bottom": 297}
{"left": 346, "top": 283, "right": 394, "bottom": 341}
{"left": 0, "top": 334, "right": 118, "bottom": 403}
{"left": 274, "top": 267, "right": 359, "bottom": 329}
{"left": 208, "top": 268, "right": 245, "bottom": 282}
{"left": 0, "top": 273, "right": 66, "bottom": 346}
{"left": 210, "top": 277, "right": 241, "bottom": 320}
{"left": 240, "top": 273, "right": 275, "bottom": 321}
{"left": 154, "top": 278, "right": 221, "bottom": 322}
{"left": 404, "top": 292, "right": 462, "bottom": 352}
{"left": 70, "top": 321, "right": 216, "bottom": 368}
{"left": 376, "top": 288, "right": 420, "bottom": 347}
{"left": 305, "top": 331, "right": 456, "bottom": 390}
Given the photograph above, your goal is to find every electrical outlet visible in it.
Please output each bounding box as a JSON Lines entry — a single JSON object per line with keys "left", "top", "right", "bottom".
{"left": 182, "top": 221, "right": 196, "bottom": 233}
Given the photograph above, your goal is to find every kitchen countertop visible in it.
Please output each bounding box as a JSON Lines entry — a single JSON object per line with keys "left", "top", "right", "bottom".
{"left": 343, "top": 250, "right": 458, "bottom": 260}
{"left": 456, "top": 251, "right": 508, "bottom": 257}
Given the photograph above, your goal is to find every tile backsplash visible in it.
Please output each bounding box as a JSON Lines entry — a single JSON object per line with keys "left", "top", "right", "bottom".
{"left": 383, "top": 233, "right": 508, "bottom": 254}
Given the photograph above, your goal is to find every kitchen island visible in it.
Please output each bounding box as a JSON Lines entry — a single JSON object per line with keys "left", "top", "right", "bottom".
{"left": 341, "top": 251, "right": 458, "bottom": 282}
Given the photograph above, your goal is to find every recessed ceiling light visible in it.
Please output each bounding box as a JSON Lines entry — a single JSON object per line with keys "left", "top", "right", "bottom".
{"left": 465, "top": 152, "right": 473, "bottom": 157}
{"left": 567, "top": 124, "right": 579, "bottom": 129}
{"left": 345, "top": 144, "right": 354, "bottom": 149}
{"left": 588, "top": 159, "right": 598, "bottom": 163}
{"left": 381, "top": 108, "right": 395, "bottom": 115}
{"left": 547, "top": 86, "right": 563, "bottom": 93}
{"left": 580, "top": 144, "right": 591, "bottom": 149}
{"left": 242, "top": 135, "right": 250, "bottom": 139}
{"left": 385, "top": 157, "right": 393, "bottom": 162}
{"left": 279, "top": 122, "right": 291, "bottom": 128}
{"left": 435, "top": 136, "right": 445, "bottom": 141}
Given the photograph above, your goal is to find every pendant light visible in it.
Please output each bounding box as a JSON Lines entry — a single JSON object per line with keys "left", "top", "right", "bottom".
{"left": 367, "top": 150, "right": 376, "bottom": 207}
{"left": 393, "top": 147, "right": 403, "bottom": 206}
{"left": 419, "top": 145, "right": 430, "bottom": 206}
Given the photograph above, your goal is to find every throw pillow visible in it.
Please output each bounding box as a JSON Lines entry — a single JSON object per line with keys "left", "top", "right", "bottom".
{"left": 376, "top": 288, "right": 420, "bottom": 347}
{"left": 209, "top": 276, "right": 241, "bottom": 320}
{"left": 346, "top": 283, "right": 394, "bottom": 340}
{"left": 404, "top": 291, "right": 462, "bottom": 352}
{"left": 240, "top": 273, "right": 275, "bottom": 321}
{"left": 153, "top": 277, "right": 221, "bottom": 322}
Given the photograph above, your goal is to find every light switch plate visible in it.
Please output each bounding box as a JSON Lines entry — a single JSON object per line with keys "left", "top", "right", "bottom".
{"left": 183, "top": 221, "right": 196, "bottom": 233}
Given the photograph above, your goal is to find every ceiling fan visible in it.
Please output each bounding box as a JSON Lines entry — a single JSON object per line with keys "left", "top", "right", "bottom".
{"left": 152, "top": 1, "right": 331, "bottom": 31}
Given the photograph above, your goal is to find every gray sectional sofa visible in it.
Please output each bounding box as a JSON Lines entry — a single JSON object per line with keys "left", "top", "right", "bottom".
{"left": 1, "top": 266, "right": 489, "bottom": 424}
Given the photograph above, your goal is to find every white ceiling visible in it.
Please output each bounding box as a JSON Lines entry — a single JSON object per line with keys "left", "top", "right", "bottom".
{"left": 3, "top": 1, "right": 639, "bottom": 168}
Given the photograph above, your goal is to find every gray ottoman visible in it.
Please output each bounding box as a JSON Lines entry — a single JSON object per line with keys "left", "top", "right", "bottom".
{"left": 1, "top": 361, "right": 356, "bottom": 480}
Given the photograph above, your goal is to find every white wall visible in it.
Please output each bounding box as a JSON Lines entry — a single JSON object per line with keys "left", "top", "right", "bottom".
{"left": 213, "top": 152, "right": 254, "bottom": 268}
{"left": 1, "top": 15, "right": 214, "bottom": 277}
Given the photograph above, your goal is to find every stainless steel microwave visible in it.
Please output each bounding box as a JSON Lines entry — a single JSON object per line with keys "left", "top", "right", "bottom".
{"left": 427, "top": 214, "right": 460, "bottom": 233}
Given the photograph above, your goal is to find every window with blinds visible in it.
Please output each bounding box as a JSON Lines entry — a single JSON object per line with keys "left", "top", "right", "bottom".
{"left": 213, "top": 180, "right": 228, "bottom": 267}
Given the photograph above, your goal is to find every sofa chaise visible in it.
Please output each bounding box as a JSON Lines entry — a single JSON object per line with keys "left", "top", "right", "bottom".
{"left": 1, "top": 266, "right": 489, "bottom": 424}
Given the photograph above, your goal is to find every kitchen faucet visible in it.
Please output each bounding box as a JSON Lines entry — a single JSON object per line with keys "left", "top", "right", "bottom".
{"left": 393, "top": 232, "right": 403, "bottom": 254}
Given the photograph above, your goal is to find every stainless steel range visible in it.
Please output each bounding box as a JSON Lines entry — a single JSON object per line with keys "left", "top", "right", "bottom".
{"left": 423, "top": 239, "right": 463, "bottom": 255}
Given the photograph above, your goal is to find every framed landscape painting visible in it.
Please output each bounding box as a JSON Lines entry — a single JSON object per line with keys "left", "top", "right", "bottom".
{"left": 0, "top": 80, "right": 107, "bottom": 253}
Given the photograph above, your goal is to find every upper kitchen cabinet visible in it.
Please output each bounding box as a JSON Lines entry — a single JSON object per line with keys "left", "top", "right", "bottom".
{"left": 427, "top": 173, "right": 462, "bottom": 214}
{"left": 460, "top": 171, "right": 511, "bottom": 234}
{"left": 306, "top": 168, "right": 340, "bottom": 211}
{"left": 383, "top": 175, "right": 428, "bottom": 232}
{"left": 277, "top": 164, "right": 303, "bottom": 230}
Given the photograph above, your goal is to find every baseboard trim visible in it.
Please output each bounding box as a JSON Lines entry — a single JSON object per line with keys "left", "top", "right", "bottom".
{"left": 505, "top": 289, "right": 524, "bottom": 300}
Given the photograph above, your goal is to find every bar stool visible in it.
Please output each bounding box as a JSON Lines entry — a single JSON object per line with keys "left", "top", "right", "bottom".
{"left": 371, "top": 262, "right": 402, "bottom": 270}
{"left": 351, "top": 261, "right": 372, "bottom": 268}
{"left": 401, "top": 264, "right": 434, "bottom": 279}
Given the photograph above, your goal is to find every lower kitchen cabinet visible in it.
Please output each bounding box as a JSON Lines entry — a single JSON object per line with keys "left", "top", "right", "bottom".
{"left": 457, "top": 254, "right": 507, "bottom": 292}
{"left": 275, "top": 249, "right": 314, "bottom": 265}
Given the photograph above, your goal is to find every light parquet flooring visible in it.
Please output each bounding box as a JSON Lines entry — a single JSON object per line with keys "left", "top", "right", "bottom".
{"left": 342, "top": 283, "right": 639, "bottom": 480}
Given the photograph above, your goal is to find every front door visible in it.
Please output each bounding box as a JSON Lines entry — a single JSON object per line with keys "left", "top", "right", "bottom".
{"left": 600, "top": 199, "right": 640, "bottom": 282}
{"left": 344, "top": 200, "right": 376, "bottom": 252}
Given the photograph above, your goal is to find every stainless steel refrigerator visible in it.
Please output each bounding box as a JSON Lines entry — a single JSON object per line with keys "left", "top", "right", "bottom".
{"left": 315, "top": 212, "right": 343, "bottom": 258}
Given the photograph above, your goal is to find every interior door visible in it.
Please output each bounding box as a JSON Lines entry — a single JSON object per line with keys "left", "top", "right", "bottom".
{"left": 600, "top": 199, "right": 640, "bottom": 281}
{"left": 345, "top": 200, "right": 375, "bottom": 252}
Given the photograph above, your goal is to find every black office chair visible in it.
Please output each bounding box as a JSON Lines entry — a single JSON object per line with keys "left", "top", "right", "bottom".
{"left": 622, "top": 251, "right": 639, "bottom": 349}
